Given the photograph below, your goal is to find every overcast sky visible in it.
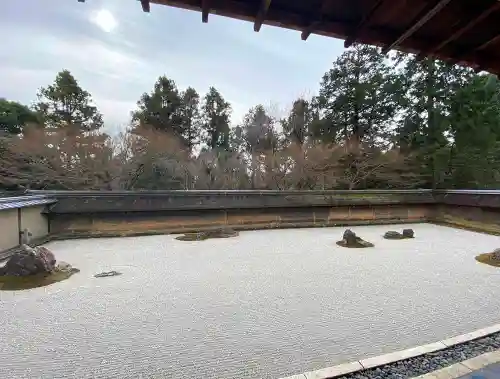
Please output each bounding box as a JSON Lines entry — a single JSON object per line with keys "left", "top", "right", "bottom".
{"left": 0, "top": 0, "right": 344, "bottom": 134}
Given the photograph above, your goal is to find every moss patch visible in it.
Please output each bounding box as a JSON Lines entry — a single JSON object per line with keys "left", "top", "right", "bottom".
{"left": 176, "top": 233, "right": 211, "bottom": 241}
{"left": 0, "top": 270, "right": 79, "bottom": 291}
{"left": 475, "top": 253, "right": 500, "bottom": 268}
{"left": 434, "top": 217, "right": 500, "bottom": 236}
{"left": 175, "top": 229, "right": 239, "bottom": 241}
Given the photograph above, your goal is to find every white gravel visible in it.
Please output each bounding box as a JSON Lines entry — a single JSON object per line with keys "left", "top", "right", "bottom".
{"left": 1, "top": 223, "right": 500, "bottom": 379}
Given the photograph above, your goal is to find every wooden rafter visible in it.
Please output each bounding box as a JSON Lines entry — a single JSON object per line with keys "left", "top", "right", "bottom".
{"left": 202, "top": 0, "right": 210, "bottom": 23}
{"left": 254, "top": 0, "right": 271, "bottom": 32}
{"left": 418, "top": 2, "right": 500, "bottom": 60}
{"left": 381, "top": 0, "right": 452, "bottom": 55}
{"left": 452, "top": 33, "right": 500, "bottom": 72}
{"left": 344, "top": 0, "right": 386, "bottom": 48}
{"left": 301, "top": 0, "right": 333, "bottom": 41}
{"left": 129, "top": 0, "right": 500, "bottom": 74}
{"left": 476, "top": 33, "right": 500, "bottom": 51}
{"left": 140, "top": 0, "right": 150, "bottom": 13}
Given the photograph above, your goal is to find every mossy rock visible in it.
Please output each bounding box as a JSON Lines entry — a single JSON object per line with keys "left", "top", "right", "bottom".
{"left": 336, "top": 239, "right": 375, "bottom": 248}
{"left": 0, "top": 269, "right": 79, "bottom": 291}
{"left": 176, "top": 228, "right": 239, "bottom": 241}
{"left": 475, "top": 252, "right": 500, "bottom": 268}
{"left": 383, "top": 229, "right": 415, "bottom": 240}
{"left": 384, "top": 231, "right": 406, "bottom": 240}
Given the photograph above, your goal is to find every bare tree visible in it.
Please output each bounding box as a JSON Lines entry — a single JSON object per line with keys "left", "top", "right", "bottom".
{"left": 0, "top": 126, "right": 117, "bottom": 190}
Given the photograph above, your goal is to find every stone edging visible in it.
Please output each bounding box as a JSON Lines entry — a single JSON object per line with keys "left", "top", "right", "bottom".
{"left": 279, "top": 323, "right": 500, "bottom": 379}
{"left": 413, "top": 349, "right": 500, "bottom": 378}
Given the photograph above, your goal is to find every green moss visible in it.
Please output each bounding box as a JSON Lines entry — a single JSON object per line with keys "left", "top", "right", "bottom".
{"left": 175, "top": 233, "right": 210, "bottom": 241}
{"left": 0, "top": 270, "right": 79, "bottom": 291}
{"left": 475, "top": 253, "right": 500, "bottom": 268}
{"left": 435, "top": 218, "right": 500, "bottom": 236}
{"left": 175, "top": 229, "right": 239, "bottom": 242}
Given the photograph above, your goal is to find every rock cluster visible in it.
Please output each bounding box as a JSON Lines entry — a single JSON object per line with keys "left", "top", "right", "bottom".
{"left": 176, "top": 228, "right": 239, "bottom": 241}
{"left": 383, "top": 228, "right": 415, "bottom": 240}
{"left": 336, "top": 229, "right": 374, "bottom": 248}
{"left": 0, "top": 245, "right": 79, "bottom": 277}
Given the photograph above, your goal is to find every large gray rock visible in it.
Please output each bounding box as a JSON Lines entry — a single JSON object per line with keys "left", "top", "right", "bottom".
{"left": 0, "top": 245, "right": 57, "bottom": 277}
{"left": 337, "top": 229, "right": 374, "bottom": 248}
{"left": 343, "top": 229, "right": 357, "bottom": 245}
{"left": 402, "top": 229, "right": 415, "bottom": 238}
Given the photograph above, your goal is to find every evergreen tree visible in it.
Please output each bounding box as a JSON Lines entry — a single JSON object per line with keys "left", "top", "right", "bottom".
{"left": 35, "top": 70, "right": 103, "bottom": 131}
{"left": 281, "top": 98, "right": 313, "bottom": 146}
{"left": 179, "top": 87, "right": 201, "bottom": 154}
{"left": 394, "top": 55, "right": 476, "bottom": 187}
{"left": 132, "top": 76, "right": 184, "bottom": 138}
{"left": 316, "top": 45, "right": 397, "bottom": 146}
{"left": 0, "top": 99, "right": 40, "bottom": 134}
{"left": 200, "top": 87, "right": 232, "bottom": 150}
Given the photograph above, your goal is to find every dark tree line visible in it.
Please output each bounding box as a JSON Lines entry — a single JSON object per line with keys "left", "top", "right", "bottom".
{"left": 1, "top": 45, "right": 499, "bottom": 191}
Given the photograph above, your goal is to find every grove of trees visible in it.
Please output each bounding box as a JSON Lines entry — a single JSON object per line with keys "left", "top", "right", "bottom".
{"left": 1, "top": 45, "right": 499, "bottom": 191}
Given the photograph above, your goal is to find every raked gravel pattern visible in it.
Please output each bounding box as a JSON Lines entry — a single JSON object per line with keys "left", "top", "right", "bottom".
{"left": 1, "top": 223, "right": 500, "bottom": 379}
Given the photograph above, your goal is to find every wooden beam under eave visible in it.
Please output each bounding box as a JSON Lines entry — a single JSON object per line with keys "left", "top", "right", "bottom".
{"left": 254, "top": 0, "right": 271, "bottom": 32}
{"left": 476, "top": 33, "right": 500, "bottom": 51}
{"left": 301, "top": 22, "right": 320, "bottom": 41}
{"left": 381, "top": 0, "right": 453, "bottom": 55}
{"left": 301, "top": 0, "right": 333, "bottom": 41}
{"left": 202, "top": 0, "right": 209, "bottom": 23}
{"left": 140, "top": 0, "right": 150, "bottom": 13}
{"left": 450, "top": 33, "right": 500, "bottom": 71}
{"left": 417, "top": 2, "right": 500, "bottom": 61}
{"left": 344, "top": 0, "right": 386, "bottom": 48}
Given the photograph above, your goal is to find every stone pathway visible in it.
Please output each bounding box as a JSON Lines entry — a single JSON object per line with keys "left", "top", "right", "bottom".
{"left": 457, "top": 362, "right": 500, "bottom": 378}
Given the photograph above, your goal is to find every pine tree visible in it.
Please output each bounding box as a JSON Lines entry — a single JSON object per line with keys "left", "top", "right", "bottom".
{"left": 35, "top": 70, "right": 103, "bottom": 131}
{"left": 316, "top": 45, "right": 397, "bottom": 146}
{"left": 132, "top": 76, "right": 184, "bottom": 138}
{"left": 200, "top": 87, "right": 232, "bottom": 150}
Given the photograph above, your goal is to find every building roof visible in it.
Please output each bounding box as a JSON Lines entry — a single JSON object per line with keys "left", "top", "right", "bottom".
{"left": 130, "top": 0, "right": 500, "bottom": 74}
{"left": 0, "top": 194, "right": 56, "bottom": 211}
